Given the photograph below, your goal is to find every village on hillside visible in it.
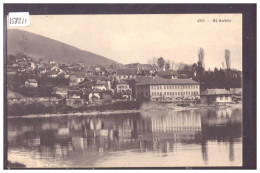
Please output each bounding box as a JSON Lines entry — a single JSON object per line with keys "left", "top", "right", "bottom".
{"left": 6, "top": 52, "right": 242, "bottom": 116}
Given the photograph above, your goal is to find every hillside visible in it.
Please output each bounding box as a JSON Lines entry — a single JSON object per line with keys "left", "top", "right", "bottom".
{"left": 7, "top": 29, "right": 116, "bottom": 65}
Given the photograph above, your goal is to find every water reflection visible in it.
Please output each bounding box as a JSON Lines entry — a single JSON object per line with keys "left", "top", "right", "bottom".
{"left": 7, "top": 106, "right": 242, "bottom": 167}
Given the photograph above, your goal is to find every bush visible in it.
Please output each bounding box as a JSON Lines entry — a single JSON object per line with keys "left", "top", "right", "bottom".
{"left": 7, "top": 102, "right": 56, "bottom": 116}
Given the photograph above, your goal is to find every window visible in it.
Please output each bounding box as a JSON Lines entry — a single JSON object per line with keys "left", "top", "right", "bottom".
{"left": 225, "top": 96, "right": 228, "bottom": 100}
{"left": 220, "top": 96, "right": 223, "bottom": 100}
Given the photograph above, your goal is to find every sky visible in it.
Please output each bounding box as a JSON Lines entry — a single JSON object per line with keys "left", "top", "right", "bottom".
{"left": 8, "top": 14, "right": 242, "bottom": 70}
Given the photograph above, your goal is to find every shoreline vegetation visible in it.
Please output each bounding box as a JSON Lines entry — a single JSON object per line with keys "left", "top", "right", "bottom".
{"left": 7, "top": 101, "right": 242, "bottom": 118}
{"left": 7, "top": 161, "right": 26, "bottom": 168}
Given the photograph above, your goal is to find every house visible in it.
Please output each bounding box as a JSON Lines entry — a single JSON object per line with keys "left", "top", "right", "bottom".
{"left": 49, "top": 58, "right": 56, "bottom": 65}
{"left": 100, "top": 68, "right": 108, "bottom": 76}
{"left": 135, "top": 78, "right": 200, "bottom": 101}
{"left": 37, "top": 65, "right": 47, "bottom": 74}
{"left": 116, "top": 69, "right": 137, "bottom": 80}
{"left": 86, "top": 75, "right": 111, "bottom": 90}
{"left": 106, "top": 69, "right": 117, "bottom": 78}
{"left": 88, "top": 88, "right": 103, "bottom": 103}
{"left": 117, "top": 80, "right": 130, "bottom": 93}
{"left": 25, "top": 79, "right": 38, "bottom": 87}
{"left": 178, "top": 69, "right": 196, "bottom": 79}
{"left": 92, "top": 80, "right": 107, "bottom": 91}
{"left": 68, "top": 73, "right": 86, "bottom": 86}
{"left": 28, "top": 62, "right": 35, "bottom": 70}
{"left": 157, "top": 69, "right": 179, "bottom": 79}
{"left": 7, "top": 90, "right": 25, "bottom": 104}
{"left": 53, "top": 87, "right": 69, "bottom": 98}
{"left": 88, "top": 89, "right": 112, "bottom": 103}
{"left": 124, "top": 63, "right": 152, "bottom": 71}
{"left": 67, "top": 90, "right": 82, "bottom": 99}
{"left": 66, "top": 90, "right": 85, "bottom": 107}
{"left": 116, "top": 80, "right": 132, "bottom": 100}
{"left": 200, "top": 89, "right": 232, "bottom": 104}
{"left": 87, "top": 70, "right": 94, "bottom": 76}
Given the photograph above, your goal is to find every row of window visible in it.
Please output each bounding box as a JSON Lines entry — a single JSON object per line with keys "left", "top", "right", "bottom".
{"left": 151, "top": 84, "right": 199, "bottom": 90}
{"left": 219, "top": 96, "right": 229, "bottom": 100}
{"left": 117, "top": 85, "right": 128, "bottom": 89}
{"left": 119, "top": 75, "right": 136, "bottom": 79}
{"left": 151, "top": 91, "right": 199, "bottom": 97}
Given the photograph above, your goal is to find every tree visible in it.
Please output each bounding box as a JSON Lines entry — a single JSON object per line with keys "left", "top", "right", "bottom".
{"left": 222, "top": 61, "right": 226, "bottom": 69}
{"left": 192, "top": 63, "right": 198, "bottom": 70}
{"left": 225, "top": 49, "right": 231, "bottom": 69}
{"left": 157, "top": 57, "right": 165, "bottom": 68}
{"left": 165, "top": 63, "right": 170, "bottom": 70}
{"left": 7, "top": 55, "right": 16, "bottom": 65}
{"left": 147, "top": 57, "right": 158, "bottom": 67}
{"left": 198, "top": 47, "right": 205, "bottom": 68}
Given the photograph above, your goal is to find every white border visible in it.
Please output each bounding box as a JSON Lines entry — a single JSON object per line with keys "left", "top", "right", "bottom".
{"left": 0, "top": 1, "right": 258, "bottom": 172}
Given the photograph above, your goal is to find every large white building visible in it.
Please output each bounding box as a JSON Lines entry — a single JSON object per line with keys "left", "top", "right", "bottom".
{"left": 135, "top": 78, "right": 200, "bottom": 101}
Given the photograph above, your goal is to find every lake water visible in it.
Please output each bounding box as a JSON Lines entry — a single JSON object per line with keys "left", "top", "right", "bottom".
{"left": 7, "top": 105, "right": 242, "bottom": 168}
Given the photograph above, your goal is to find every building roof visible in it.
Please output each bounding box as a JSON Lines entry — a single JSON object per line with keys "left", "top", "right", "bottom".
{"left": 96, "top": 80, "right": 106, "bottom": 85}
{"left": 87, "top": 75, "right": 110, "bottom": 81}
{"left": 136, "top": 78, "right": 199, "bottom": 86}
{"left": 91, "top": 88, "right": 104, "bottom": 93}
{"left": 157, "top": 69, "right": 179, "bottom": 77}
{"left": 118, "top": 80, "right": 128, "bottom": 85}
{"left": 70, "top": 73, "right": 86, "bottom": 78}
{"left": 124, "top": 63, "right": 140, "bottom": 68}
{"left": 68, "top": 90, "right": 83, "bottom": 95}
{"left": 116, "top": 68, "right": 137, "bottom": 75}
{"left": 124, "top": 63, "right": 152, "bottom": 70}
{"left": 200, "top": 89, "right": 232, "bottom": 96}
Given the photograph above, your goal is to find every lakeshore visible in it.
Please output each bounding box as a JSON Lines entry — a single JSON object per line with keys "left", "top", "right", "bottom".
{"left": 7, "top": 102, "right": 242, "bottom": 119}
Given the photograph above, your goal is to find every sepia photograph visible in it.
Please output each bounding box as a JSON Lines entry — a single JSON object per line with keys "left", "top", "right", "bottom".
{"left": 3, "top": 4, "right": 256, "bottom": 169}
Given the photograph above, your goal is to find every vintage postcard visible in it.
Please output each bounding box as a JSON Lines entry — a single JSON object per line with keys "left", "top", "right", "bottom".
{"left": 4, "top": 4, "right": 256, "bottom": 169}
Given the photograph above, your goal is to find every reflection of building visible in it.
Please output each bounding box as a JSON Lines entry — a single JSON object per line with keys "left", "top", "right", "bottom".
{"left": 202, "top": 108, "right": 242, "bottom": 126}
{"left": 151, "top": 113, "right": 201, "bottom": 133}
{"left": 135, "top": 112, "right": 202, "bottom": 154}
{"left": 8, "top": 107, "right": 242, "bottom": 166}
